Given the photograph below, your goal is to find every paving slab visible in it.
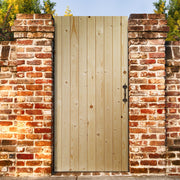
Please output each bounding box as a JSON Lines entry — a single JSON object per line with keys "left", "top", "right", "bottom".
{"left": 0, "top": 177, "right": 76, "bottom": 180}
{"left": 78, "top": 176, "right": 180, "bottom": 180}
{"left": 0, "top": 176, "right": 180, "bottom": 180}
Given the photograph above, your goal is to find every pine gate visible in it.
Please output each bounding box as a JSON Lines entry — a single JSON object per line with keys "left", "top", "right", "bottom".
{"left": 54, "top": 16, "right": 128, "bottom": 172}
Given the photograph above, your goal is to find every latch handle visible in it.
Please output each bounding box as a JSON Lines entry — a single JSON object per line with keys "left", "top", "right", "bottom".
{"left": 123, "top": 84, "right": 128, "bottom": 103}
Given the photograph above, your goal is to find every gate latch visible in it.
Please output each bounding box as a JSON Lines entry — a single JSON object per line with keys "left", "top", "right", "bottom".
{"left": 123, "top": 84, "right": 128, "bottom": 103}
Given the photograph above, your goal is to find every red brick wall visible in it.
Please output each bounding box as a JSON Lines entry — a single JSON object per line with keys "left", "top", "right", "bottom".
{"left": 166, "top": 41, "right": 180, "bottom": 176}
{"left": 128, "top": 14, "right": 168, "bottom": 175}
{"left": 0, "top": 14, "right": 54, "bottom": 176}
{"left": 1, "top": 13, "right": 180, "bottom": 177}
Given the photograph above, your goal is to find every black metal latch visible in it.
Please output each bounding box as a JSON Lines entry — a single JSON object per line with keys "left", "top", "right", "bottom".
{"left": 123, "top": 84, "right": 128, "bottom": 103}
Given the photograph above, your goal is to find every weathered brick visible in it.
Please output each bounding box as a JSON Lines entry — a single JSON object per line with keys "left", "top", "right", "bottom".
{"left": 26, "top": 134, "right": 42, "bottom": 140}
{"left": 35, "top": 53, "right": 52, "bottom": 58}
{"left": 16, "top": 14, "right": 33, "bottom": 19}
{"left": 148, "top": 79, "right": 165, "bottom": 84}
{"left": 149, "top": 128, "right": 165, "bottom": 133}
{"left": 35, "top": 103, "right": 52, "bottom": 109}
{"left": 17, "top": 40, "right": 33, "bottom": 45}
{"left": 149, "top": 168, "right": 166, "bottom": 173}
{"left": 18, "top": 103, "right": 33, "bottom": 109}
{"left": 26, "top": 110, "right": 42, "bottom": 115}
{"left": 141, "top": 160, "right": 157, "bottom": 166}
{"left": 27, "top": 20, "right": 44, "bottom": 26}
{"left": 150, "top": 141, "right": 165, "bottom": 146}
{"left": 14, "top": 20, "right": 27, "bottom": 26}
{"left": 140, "top": 46, "right": 156, "bottom": 52}
{"left": 130, "top": 65, "right": 147, "bottom": 71}
{"left": 130, "top": 53, "right": 147, "bottom": 59}
{"left": 140, "top": 59, "right": 156, "bottom": 64}
{"left": 26, "top": 72, "right": 42, "bottom": 78}
{"left": 34, "top": 128, "right": 51, "bottom": 133}
{"left": 26, "top": 161, "right": 42, "bottom": 166}
{"left": 26, "top": 47, "right": 42, "bottom": 52}
{"left": 35, "top": 66, "right": 52, "bottom": 71}
{"left": 18, "top": 141, "right": 33, "bottom": 146}
{"left": 149, "top": 52, "right": 165, "bottom": 58}
{"left": 168, "top": 146, "right": 180, "bottom": 151}
{"left": 26, "top": 122, "right": 42, "bottom": 127}
{"left": 35, "top": 14, "right": 52, "bottom": 19}
{"left": 0, "top": 86, "right": 12, "bottom": 90}
{"left": 131, "top": 168, "right": 148, "bottom": 173}
{"left": 140, "top": 85, "right": 156, "bottom": 90}
{"left": 1, "top": 46, "right": 10, "bottom": 60}
{"left": 35, "top": 141, "right": 51, "bottom": 146}
{"left": 148, "top": 14, "right": 166, "bottom": 19}
{"left": 38, "top": 26, "right": 55, "bottom": 32}
{"left": 17, "top": 66, "right": 33, "bottom": 71}
{"left": 35, "top": 79, "right": 52, "bottom": 84}
{"left": 129, "top": 14, "right": 147, "bottom": 19}
{"left": 140, "top": 72, "right": 156, "bottom": 77}
{"left": 172, "top": 160, "right": 180, "bottom": 165}
{"left": 128, "top": 26, "right": 143, "bottom": 31}
{"left": 142, "top": 134, "right": 157, "bottom": 139}
{"left": 2, "top": 140, "right": 16, "bottom": 145}
{"left": 0, "top": 146, "right": 16, "bottom": 152}
{"left": 17, "top": 168, "right": 33, "bottom": 173}
{"left": 35, "top": 91, "right": 52, "bottom": 96}
{"left": 11, "top": 26, "right": 28, "bottom": 32}
{"left": 26, "top": 85, "right": 42, "bottom": 90}
{"left": 17, "top": 91, "right": 34, "bottom": 96}
{"left": 17, "top": 154, "right": 33, "bottom": 159}
{"left": 26, "top": 97, "right": 42, "bottom": 102}
{"left": 141, "top": 109, "right": 155, "bottom": 114}
{"left": 141, "top": 147, "right": 157, "bottom": 152}
{"left": 35, "top": 154, "right": 51, "bottom": 159}
{"left": 130, "top": 128, "right": 147, "bottom": 133}
{"left": 17, "top": 79, "right": 34, "bottom": 84}
{"left": 0, "top": 121, "right": 13, "bottom": 126}
{"left": 0, "top": 160, "right": 12, "bottom": 166}
{"left": 34, "top": 40, "right": 52, "bottom": 46}
{"left": 34, "top": 167, "right": 51, "bottom": 173}
{"left": 17, "top": 53, "right": 34, "bottom": 59}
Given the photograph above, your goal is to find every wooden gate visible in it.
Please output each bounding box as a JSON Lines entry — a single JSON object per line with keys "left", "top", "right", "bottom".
{"left": 54, "top": 16, "right": 128, "bottom": 172}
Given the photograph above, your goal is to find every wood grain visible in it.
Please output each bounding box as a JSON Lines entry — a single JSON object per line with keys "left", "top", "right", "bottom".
{"left": 55, "top": 16, "right": 128, "bottom": 172}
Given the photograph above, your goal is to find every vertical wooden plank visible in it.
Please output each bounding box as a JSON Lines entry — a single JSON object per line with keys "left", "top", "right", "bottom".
{"left": 79, "top": 16, "right": 88, "bottom": 171}
{"left": 104, "top": 16, "right": 113, "bottom": 171}
{"left": 121, "top": 16, "right": 128, "bottom": 171}
{"left": 70, "top": 16, "right": 79, "bottom": 171}
{"left": 112, "top": 16, "right": 122, "bottom": 171}
{"left": 87, "top": 16, "right": 96, "bottom": 171}
{"left": 54, "top": 16, "right": 62, "bottom": 171}
{"left": 95, "top": 16, "right": 105, "bottom": 171}
{"left": 61, "top": 16, "right": 71, "bottom": 171}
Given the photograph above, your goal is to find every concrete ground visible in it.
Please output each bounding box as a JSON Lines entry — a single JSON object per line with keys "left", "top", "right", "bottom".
{"left": 0, "top": 176, "right": 180, "bottom": 180}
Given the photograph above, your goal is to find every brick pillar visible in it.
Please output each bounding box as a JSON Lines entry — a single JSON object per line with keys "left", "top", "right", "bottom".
{"left": 128, "top": 14, "right": 168, "bottom": 175}
{"left": 166, "top": 41, "right": 180, "bottom": 176}
{"left": 0, "top": 41, "right": 17, "bottom": 176}
{"left": 11, "top": 14, "right": 54, "bottom": 176}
